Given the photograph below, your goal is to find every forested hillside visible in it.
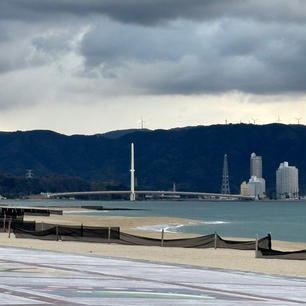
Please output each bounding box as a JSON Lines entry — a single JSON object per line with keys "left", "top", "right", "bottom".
{"left": 0, "top": 124, "right": 305, "bottom": 197}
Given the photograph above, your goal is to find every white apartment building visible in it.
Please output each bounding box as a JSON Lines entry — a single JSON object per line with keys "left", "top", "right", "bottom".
{"left": 276, "top": 162, "right": 299, "bottom": 199}
{"left": 247, "top": 176, "right": 266, "bottom": 199}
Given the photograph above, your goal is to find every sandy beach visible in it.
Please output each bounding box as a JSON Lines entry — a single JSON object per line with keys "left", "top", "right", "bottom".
{"left": 0, "top": 210, "right": 305, "bottom": 278}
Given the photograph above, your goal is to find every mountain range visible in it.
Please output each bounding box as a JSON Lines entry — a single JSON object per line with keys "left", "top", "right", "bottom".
{"left": 0, "top": 123, "right": 305, "bottom": 197}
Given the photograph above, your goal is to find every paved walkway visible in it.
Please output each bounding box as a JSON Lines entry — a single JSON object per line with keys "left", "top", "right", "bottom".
{"left": 0, "top": 246, "right": 305, "bottom": 305}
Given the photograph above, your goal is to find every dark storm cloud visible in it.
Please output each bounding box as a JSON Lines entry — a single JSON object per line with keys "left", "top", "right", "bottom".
{"left": 0, "top": 0, "right": 305, "bottom": 97}
{"left": 0, "top": 0, "right": 304, "bottom": 25}
{"left": 79, "top": 18, "right": 305, "bottom": 95}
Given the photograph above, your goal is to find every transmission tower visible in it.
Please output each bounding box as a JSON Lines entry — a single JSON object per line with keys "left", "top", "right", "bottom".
{"left": 221, "top": 154, "right": 230, "bottom": 194}
{"left": 26, "top": 169, "right": 33, "bottom": 179}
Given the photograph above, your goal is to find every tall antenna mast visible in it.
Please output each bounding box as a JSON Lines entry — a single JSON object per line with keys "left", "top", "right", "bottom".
{"left": 130, "top": 143, "right": 136, "bottom": 201}
{"left": 221, "top": 154, "right": 230, "bottom": 194}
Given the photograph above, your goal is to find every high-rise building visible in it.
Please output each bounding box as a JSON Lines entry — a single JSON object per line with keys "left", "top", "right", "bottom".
{"left": 244, "top": 152, "right": 266, "bottom": 199}
{"left": 250, "top": 153, "right": 262, "bottom": 178}
{"left": 276, "top": 162, "right": 299, "bottom": 199}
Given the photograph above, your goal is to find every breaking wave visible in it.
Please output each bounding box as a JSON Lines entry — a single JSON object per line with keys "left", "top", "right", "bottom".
{"left": 64, "top": 210, "right": 109, "bottom": 215}
{"left": 201, "top": 221, "right": 229, "bottom": 225}
{"left": 137, "top": 220, "right": 229, "bottom": 233}
{"left": 137, "top": 223, "right": 193, "bottom": 233}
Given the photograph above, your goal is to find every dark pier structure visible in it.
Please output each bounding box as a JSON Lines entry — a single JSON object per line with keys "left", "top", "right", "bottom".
{"left": 0, "top": 206, "right": 62, "bottom": 232}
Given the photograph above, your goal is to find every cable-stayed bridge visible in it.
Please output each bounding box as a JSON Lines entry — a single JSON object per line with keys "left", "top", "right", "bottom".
{"left": 46, "top": 190, "right": 254, "bottom": 200}
{"left": 45, "top": 143, "right": 255, "bottom": 201}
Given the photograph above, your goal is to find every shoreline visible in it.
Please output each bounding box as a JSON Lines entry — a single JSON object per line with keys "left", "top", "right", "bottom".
{"left": 25, "top": 209, "right": 306, "bottom": 245}
{"left": 0, "top": 213, "right": 304, "bottom": 277}
{"left": 2, "top": 201, "right": 305, "bottom": 243}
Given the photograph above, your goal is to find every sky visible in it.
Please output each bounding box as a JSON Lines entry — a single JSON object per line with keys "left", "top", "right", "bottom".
{"left": 0, "top": 0, "right": 305, "bottom": 135}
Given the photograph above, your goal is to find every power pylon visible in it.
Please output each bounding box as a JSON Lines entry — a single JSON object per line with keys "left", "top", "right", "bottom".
{"left": 221, "top": 154, "right": 230, "bottom": 194}
{"left": 26, "top": 169, "right": 33, "bottom": 179}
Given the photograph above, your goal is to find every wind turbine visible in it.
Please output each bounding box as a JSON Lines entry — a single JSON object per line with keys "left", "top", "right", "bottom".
{"left": 295, "top": 117, "right": 302, "bottom": 124}
{"left": 251, "top": 118, "right": 258, "bottom": 124}
{"left": 138, "top": 117, "right": 145, "bottom": 129}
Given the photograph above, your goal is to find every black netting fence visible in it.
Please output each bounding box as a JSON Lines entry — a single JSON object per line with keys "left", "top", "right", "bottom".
{"left": 11, "top": 222, "right": 272, "bottom": 250}
{"left": 216, "top": 234, "right": 271, "bottom": 250}
{"left": 23, "top": 209, "right": 50, "bottom": 216}
{"left": 0, "top": 218, "right": 35, "bottom": 232}
{"left": 0, "top": 207, "right": 62, "bottom": 218}
{"left": 0, "top": 208, "right": 24, "bottom": 219}
{"left": 256, "top": 248, "right": 306, "bottom": 260}
{"left": 5, "top": 221, "right": 304, "bottom": 259}
{"left": 12, "top": 223, "right": 120, "bottom": 242}
{"left": 118, "top": 232, "right": 271, "bottom": 249}
{"left": 119, "top": 232, "right": 216, "bottom": 248}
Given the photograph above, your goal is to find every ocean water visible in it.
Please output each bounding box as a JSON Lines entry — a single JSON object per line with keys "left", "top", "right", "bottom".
{"left": 2, "top": 199, "right": 306, "bottom": 242}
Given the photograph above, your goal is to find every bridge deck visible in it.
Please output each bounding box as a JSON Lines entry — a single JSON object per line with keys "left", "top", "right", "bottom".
{"left": 47, "top": 190, "right": 254, "bottom": 200}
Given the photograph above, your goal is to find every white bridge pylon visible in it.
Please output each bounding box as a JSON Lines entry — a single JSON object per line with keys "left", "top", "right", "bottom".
{"left": 130, "top": 142, "right": 136, "bottom": 201}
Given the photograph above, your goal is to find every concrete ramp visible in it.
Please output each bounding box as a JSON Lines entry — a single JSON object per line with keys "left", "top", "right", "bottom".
{"left": 0, "top": 246, "right": 305, "bottom": 305}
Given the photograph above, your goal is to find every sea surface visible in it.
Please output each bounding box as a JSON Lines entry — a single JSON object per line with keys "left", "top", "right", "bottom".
{"left": 2, "top": 199, "right": 305, "bottom": 243}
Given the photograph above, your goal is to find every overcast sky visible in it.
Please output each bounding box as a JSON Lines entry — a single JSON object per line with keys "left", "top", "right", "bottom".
{"left": 0, "top": 0, "right": 305, "bottom": 135}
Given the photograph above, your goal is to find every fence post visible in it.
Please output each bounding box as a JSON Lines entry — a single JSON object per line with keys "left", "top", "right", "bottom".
{"left": 3, "top": 214, "right": 6, "bottom": 232}
{"left": 268, "top": 232, "right": 272, "bottom": 250}
{"left": 214, "top": 232, "right": 217, "bottom": 249}
{"left": 255, "top": 234, "right": 259, "bottom": 258}
{"left": 56, "top": 225, "right": 59, "bottom": 241}
{"left": 161, "top": 229, "right": 164, "bottom": 247}
{"left": 8, "top": 218, "right": 12, "bottom": 238}
{"left": 108, "top": 227, "right": 111, "bottom": 243}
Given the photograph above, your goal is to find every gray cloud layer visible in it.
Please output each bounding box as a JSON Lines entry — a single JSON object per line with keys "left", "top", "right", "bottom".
{"left": 79, "top": 17, "right": 305, "bottom": 95}
{"left": 0, "top": 0, "right": 305, "bottom": 108}
{"left": 0, "top": 0, "right": 304, "bottom": 24}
